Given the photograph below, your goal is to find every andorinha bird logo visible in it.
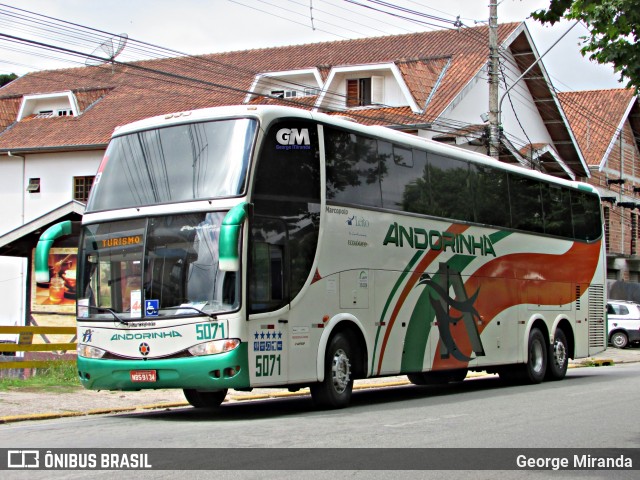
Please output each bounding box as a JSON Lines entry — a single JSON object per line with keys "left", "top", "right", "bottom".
{"left": 417, "top": 262, "right": 485, "bottom": 362}
{"left": 139, "top": 342, "right": 150, "bottom": 356}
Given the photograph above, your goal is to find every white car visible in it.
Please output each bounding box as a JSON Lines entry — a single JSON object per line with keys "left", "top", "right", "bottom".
{"left": 607, "top": 300, "right": 640, "bottom": 349}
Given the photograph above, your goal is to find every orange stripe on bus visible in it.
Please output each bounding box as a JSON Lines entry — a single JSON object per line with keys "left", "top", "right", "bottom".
{"left": 375, "top": 223, "right": 469, "bottom": 375}
{"left": 431, "top": 240, "right": 602, "bottom": 370}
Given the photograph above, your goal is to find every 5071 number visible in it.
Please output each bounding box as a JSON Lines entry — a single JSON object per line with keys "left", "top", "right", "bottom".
{"left": 255, "top": 354, "right": 281, "bottom": 377}
{"left": 195, "top": 322, "right": 225, "bottom": 340}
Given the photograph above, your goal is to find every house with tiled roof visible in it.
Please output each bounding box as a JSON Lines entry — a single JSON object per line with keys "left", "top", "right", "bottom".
{"left": 0, "top": 21, "right": 589, "bottom": 326}
{"left": 559, "top": 88, "right": 640, "bottom": 281}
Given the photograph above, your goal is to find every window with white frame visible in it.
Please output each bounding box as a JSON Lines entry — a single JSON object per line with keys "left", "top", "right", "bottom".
{"left": 346, "top": 76, "right": 384, "bottom": 107}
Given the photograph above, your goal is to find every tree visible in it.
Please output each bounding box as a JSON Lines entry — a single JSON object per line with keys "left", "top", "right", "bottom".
{"left": 0, "top": 73, "right": 17, "bottom": 87}
{"left": 532, "top": 0, "right": 640, "bottom": 91}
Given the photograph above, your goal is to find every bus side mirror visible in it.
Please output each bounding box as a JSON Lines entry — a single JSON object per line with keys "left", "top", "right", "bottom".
{"left": 219, "top": 202, "right": 249, "bottom": 272}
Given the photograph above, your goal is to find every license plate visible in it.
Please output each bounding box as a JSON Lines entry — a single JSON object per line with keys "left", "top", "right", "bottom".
{"left": 130, "top": 370, "right": 157, "bottom": 382}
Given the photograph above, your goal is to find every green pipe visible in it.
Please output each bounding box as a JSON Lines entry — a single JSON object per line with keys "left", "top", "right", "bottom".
{"left": 35, "top": 220, "right": 73, "bottom": 283}
{"left": 219, "top": 203, "right": 248, "bottom": 272}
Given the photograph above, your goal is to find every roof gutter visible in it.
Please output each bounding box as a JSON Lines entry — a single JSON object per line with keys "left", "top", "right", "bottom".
{"left": 0, "top": 143, "right": 107, "bottom": 155}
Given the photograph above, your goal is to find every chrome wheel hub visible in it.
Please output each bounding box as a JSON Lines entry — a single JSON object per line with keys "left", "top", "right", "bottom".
{"left": 531, "top": 340, "right": 544, "bottom": 374}
{"left": 553, "top": 339, "right": 567, "bottom": 368}
{"left": 331, "top": 348, "right": 351, "bottom": 394}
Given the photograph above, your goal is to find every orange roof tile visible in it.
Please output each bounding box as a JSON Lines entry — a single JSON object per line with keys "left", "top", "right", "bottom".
{"left": 0, "top": 23, "right": 525, "bottom": 153}
{"left": 558, "top": 89, "right": 636, "bottom": 167}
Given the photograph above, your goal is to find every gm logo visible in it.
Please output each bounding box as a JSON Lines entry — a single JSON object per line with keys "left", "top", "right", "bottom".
{"left": 276, "top": 128, "right": 310, "bottom": 146}
{"left": 8, "top": 450, "right": 39, "bottom": 468}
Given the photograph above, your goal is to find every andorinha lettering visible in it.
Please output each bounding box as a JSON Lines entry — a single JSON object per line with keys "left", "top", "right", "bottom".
{"left": 383, "top": 222, "right": 496, "bottom": 257}
{"left": 101, "top": 236, "right": 142, "bottom": 248}
{"left": 110, "top": 331, "right": 182, "bottom": 341}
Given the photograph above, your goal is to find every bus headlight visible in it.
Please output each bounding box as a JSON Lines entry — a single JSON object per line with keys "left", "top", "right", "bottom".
{"left": 188, "top": 339, "right": 240, "bottom": 356}
{"left": 77, "top": 343, "right": 107, "bottom": 359}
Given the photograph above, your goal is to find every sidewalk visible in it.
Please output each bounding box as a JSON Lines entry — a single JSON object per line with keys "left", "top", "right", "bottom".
{"left": 1, "top": 347, "right": 637, "bottom": 424}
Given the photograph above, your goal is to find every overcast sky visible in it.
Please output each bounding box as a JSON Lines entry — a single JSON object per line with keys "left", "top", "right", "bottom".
{"left": 0, "top": 0, "right": 623, "bottom": 92}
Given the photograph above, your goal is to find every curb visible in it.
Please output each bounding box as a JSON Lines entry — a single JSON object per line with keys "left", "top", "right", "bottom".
{"left": 0, "top": 360, "right": 620, "bottom": 424}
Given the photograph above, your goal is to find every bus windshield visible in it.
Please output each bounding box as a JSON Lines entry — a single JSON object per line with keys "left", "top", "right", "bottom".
{"left": 86, "top": 118, "right": 257, "bottom": 212}
{"left": 77, "top": 212, "right": 239, "bottom": 320}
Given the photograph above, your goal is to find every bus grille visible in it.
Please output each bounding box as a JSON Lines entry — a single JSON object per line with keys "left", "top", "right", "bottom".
{"left": 588, "top": 284, "right": 606, "bottom": 348}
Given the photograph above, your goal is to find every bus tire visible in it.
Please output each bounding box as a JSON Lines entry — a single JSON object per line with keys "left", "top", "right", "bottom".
{"left": 407, "top": 368, "right": 467, "bottom": 385}
{"left": 183, "top": 388, "right": 228, "bottom": 409}
{"left": 310, "top": 332, "right": 354, "bottom": 409}
{"left": 499, "top": 328, "right": 547, "bottom": 384}
{"left": 546, "top": 329, "right": 568, "bottom": 381}
{"left": 523, "top": 327, "right": 547, "bottom": 383}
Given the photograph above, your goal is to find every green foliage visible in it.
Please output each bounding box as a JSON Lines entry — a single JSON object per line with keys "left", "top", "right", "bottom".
{"left": 0, "top": 73, "right": 17, "bottom": 87}
{"left": 0, "top": 360, "right": 81, "bottom": 391}
{"left": 532, "top": 0, "right": 640, "bottom": 90}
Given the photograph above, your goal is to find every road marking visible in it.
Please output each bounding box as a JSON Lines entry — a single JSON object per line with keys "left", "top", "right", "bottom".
{"left": 384, "top": 413, "right": 469, "bottom": 427}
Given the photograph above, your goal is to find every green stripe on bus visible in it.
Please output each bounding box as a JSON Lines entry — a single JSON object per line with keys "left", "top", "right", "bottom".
{"left": 400, "top": 255, "right": 475, "bottom": 373}
{"left": 370, "top": 249, "right": 424, "bottom": 376}
{"left": 489, "top": 230, "right": 512, "bottom": 244}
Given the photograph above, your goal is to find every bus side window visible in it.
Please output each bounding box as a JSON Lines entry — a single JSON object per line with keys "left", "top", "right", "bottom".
{"left": 572, "top": 190, "right": 601, "bottom": 241}
{"left": 509, "top": 174, "right": 544, "bottom": 233}
{"left": 250, "top": 217, "right": 287, "bottom": 314}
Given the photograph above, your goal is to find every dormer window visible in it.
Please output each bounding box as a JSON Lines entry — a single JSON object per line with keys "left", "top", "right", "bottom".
{"left": 270, "top": 89, "right": 300, "bottom": 99}
{"left": 246, "top": 68, "right": 324, "bottom": 104}
{"left": 35, "top": 110, "right": 54, "bottom": 119}
{"left": 17, "top": 91, "right": 79, "bottom": 121}
{"left": 346, "top": 76, "right": 384, "bottom": 107}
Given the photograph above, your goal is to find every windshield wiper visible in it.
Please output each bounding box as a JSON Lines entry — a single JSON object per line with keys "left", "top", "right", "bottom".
{"left": 162, "top": 306, "right": 217, "bottom": 320}
{"left": 82, "top": 306, "right": 129, "bottom": 325}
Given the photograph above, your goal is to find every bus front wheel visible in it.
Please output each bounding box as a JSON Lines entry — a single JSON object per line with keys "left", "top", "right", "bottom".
{"left": 183, "top": 388, "right": 228, "bottom": 409}
{"left": 310, "top": 332, "right": 354, "bottom": 409}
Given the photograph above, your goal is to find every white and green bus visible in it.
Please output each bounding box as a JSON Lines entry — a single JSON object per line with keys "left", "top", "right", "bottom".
{"left": 41, "top": 105, "right": 607, "bottom": 409}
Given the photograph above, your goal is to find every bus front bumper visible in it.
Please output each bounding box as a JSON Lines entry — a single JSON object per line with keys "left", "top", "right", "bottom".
{"left": 77, "top": 343, "right": 249, "bottom": 391}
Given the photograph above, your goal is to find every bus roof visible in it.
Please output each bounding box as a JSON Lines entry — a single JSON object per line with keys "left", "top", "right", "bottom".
{"left": 110, "top": 104, "right": 597, "bottom": 196}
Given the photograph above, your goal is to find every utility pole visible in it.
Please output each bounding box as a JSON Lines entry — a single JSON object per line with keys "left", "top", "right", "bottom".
{"left": 488, "top": 0, "right": 500, "bottom": 159}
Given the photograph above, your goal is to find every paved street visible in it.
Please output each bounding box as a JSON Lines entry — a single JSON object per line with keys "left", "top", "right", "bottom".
{"left": 1, "top": 346, "right": 637, "bottom": 423}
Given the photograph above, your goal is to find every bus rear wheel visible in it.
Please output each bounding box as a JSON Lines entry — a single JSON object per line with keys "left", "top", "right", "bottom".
{"left": 522, "top": 327, "right": 547, "bottom": 383}
{"left": 546, "top": 329, "right": 568, "bottom": 381}
{"left": 183, "top": 389, "right": 228, "bottom": 409}
{"left": 310, "top": 332, "right": 354, "bottom": 409}
{"left": 499, "top": 328, "right": 547, "bottom": 384}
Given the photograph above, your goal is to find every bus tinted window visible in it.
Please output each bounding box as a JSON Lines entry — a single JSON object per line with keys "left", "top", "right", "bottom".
{"left": 542, "top": 184, "right": 573, "bottom": 237}
{"left": 87, "top": 119, "right": 256, "bottom": 211}
{"left": 510, "top": 175, "right": 544, "bottom": 233}
{"left": 325, "top": 127, "right": 381, "bottom": 207}
{"left": 324, "top": 124, "right": 600, "bottom": 243}
{"left": 572, "top": 190, "right": 602, "bottom": 241}
{"left": 252, "top": 119, "right": 321, "bottom": 312}
{"left": 470, "top": 164, "right": 511, "bottom": 227}
{"left": 428, "top": 154, "right": 472, "bottom": 222}
{"left": 381, "top": 144, "right": 427, "bottom": 211}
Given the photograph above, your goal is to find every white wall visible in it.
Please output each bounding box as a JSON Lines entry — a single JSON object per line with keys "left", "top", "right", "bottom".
{"left": 438, "top": 60, "right": 555, "bottom": 150}
{"left": 0, "top": 154, "right": 25, "bottom": 234}
{"left": 0, "top": 256, "right": 26, "bottom": 344}
{"left": 0, "top": 150, "right": 103, "bottom": 236}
